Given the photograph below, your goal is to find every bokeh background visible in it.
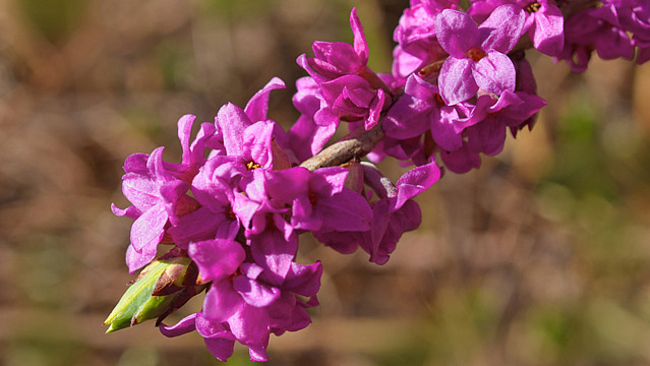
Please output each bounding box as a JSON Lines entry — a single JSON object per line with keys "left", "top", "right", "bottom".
{"left": 1, "top": 0, "right": 650, "bottom": 365}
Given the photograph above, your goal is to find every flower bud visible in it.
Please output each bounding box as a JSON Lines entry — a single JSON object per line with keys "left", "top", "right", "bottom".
{"left": 104, "top": 248, "right": 205, "bottom": 333}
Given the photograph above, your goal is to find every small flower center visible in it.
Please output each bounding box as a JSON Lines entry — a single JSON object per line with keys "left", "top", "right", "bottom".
{"left": 466, "top": 47, "right": 486, "bottom": 62}
{"left": 246, "top": 160, "right": 261, "bottom": 170}
{"left": 525, "top": 1, "right": 541, "bottom": 13}
{"left": 266, "top": 213, "right": 277, "bottom": 230}
{"left": 308, "top": 190, "right": 318, "bottom": 205}
{"left": 434, "top": 93, "right": 445, "bottom": 106}
{"left": 227, "top": 268, "right": 243, "bottom": 284}
{"left": 226, "top": 204, "right": 237, "bottom": 221}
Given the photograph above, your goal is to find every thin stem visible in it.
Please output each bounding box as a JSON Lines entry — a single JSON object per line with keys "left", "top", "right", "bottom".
{"left": 299, "top": 121, "right": 386, "bottom": 171}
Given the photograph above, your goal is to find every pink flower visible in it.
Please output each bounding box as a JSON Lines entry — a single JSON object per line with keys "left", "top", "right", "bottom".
{"left": 468, "top": 0, "right": 564, "bottom": 56}
{"left": 435, "top": 5, "right": 525, "bottom": 105}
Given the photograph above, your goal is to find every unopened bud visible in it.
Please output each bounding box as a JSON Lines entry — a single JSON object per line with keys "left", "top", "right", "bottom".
{"left": 104, "top": 248, "right": 205, "bottom": 333}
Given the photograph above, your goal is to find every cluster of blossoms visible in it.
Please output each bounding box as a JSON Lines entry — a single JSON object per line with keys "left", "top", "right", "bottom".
{"left": 110, "top": 78, "right": 440, "bottom": 361}
{"left": 108, "top": 0, "right": 650, "bottom": 362}
{"left": 559, "top": 0, "right": 650, "bottom": 71}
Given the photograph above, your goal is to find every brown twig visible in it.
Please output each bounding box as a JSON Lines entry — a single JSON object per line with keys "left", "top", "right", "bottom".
{"left": 299, "top": 122, "right": 385, "bottom": 171}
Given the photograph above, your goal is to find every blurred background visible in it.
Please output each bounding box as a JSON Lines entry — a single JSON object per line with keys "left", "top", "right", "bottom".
{"left": 1, "top": 0, "right": 650, "bottom": 365}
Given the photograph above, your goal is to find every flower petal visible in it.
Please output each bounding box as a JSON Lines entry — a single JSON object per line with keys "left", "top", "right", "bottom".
{"left": 350, "top": 8, "right": 369, "bottom": 63}
{"left": 177, "top": 114, "right": 196, "bottom": 166}
{"left": 479, "top": 4, "right": 525, "bottom": 53}
{"left": 319, "top": 189, "right": 373, "bottom": 232}
{"left": 439, "top": 57, "right": 477, "bottom": 105}
{"left": 393, "top": 160, "right": 441, "bottom": 211}
{"left": 473, "top": 51, "right": 516, "bottom": 95}
{"left": 283, "top": 262, "right": 323, "bottom": 298}
{"left": 159, "top": 313, "right": 197, "bottom": 337}
{"left": 189, "top": 239, "right": 246, "bottom": 282}
{"left": 530, "top": 5, "right": 565, "bottom": 56}
{"left": 203, "top": 280, "right": 245, "bottom": 322}
{"left": 217, "top": 103, "right": 252, "bottom": 157}
{"left": 130, "top": 203, "right": 167, "bottom": 252}
{"left": 250, "top": 231, "right": 297, "bottom": 286}
{"left": 264, "top": 167, "right": 310, "bottom": 204}
{"left": 205, "top": 338, "right": 236, "bottom": 362}
{"left": 365, "top": 88, "right": 385, "bottom": 130}
{"left": 227, "top": 305, "right": 270, "bottom": 362}
{"left": 243, "top": 121, "right": 275, "bottom": 168}
{"left": 126, "top": 243, "right": 157, "bottom": 274}
{"left": 233, "top": 276, "right": 281, "bottom": 307}
{"left": 435, "top": 9, "right": 480, "bottom": 57}
{"left": 244, "top": 77, "right": 286, "bottom": 123}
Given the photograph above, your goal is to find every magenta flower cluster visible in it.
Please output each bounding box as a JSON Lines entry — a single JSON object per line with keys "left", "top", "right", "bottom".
{"left": 112, "top": 0, "right": 649, "bottom": 362}
{"left": 558, "top": 0, "right": 650, "bottom": 71}
{"left": 112, "top": 77, "right": 440, "bottom": 361}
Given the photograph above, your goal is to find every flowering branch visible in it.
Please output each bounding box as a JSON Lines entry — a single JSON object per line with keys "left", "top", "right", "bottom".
{"left": 106, "top": 0, "right": 650, "bottom": 362}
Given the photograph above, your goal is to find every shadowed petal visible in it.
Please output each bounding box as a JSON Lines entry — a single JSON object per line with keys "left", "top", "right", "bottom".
{"left": 203, "top": 280, "right": 245, "bottom": 322}
{"left": 227, "top": 306, "right": 270, "bottom": 362}
{"left": 233, "top": 276, "right": 281, "bottom": 307}
{"left": 250, "top": 231, "right": 297, "bottom": 286}
{"left": 283, "top": 262, "right": 323, "bottom": 298}
{"left": 319, "top": 189, "right": 373, "bottom": 232}
{"left": 530, "top": 5, "right": 565, "bottom": 56}
{"left": 264, "top": 167, "right": 310, "bottom": 204}
{"left": 205, "top": 337, "right": 236, "bottom": 362}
